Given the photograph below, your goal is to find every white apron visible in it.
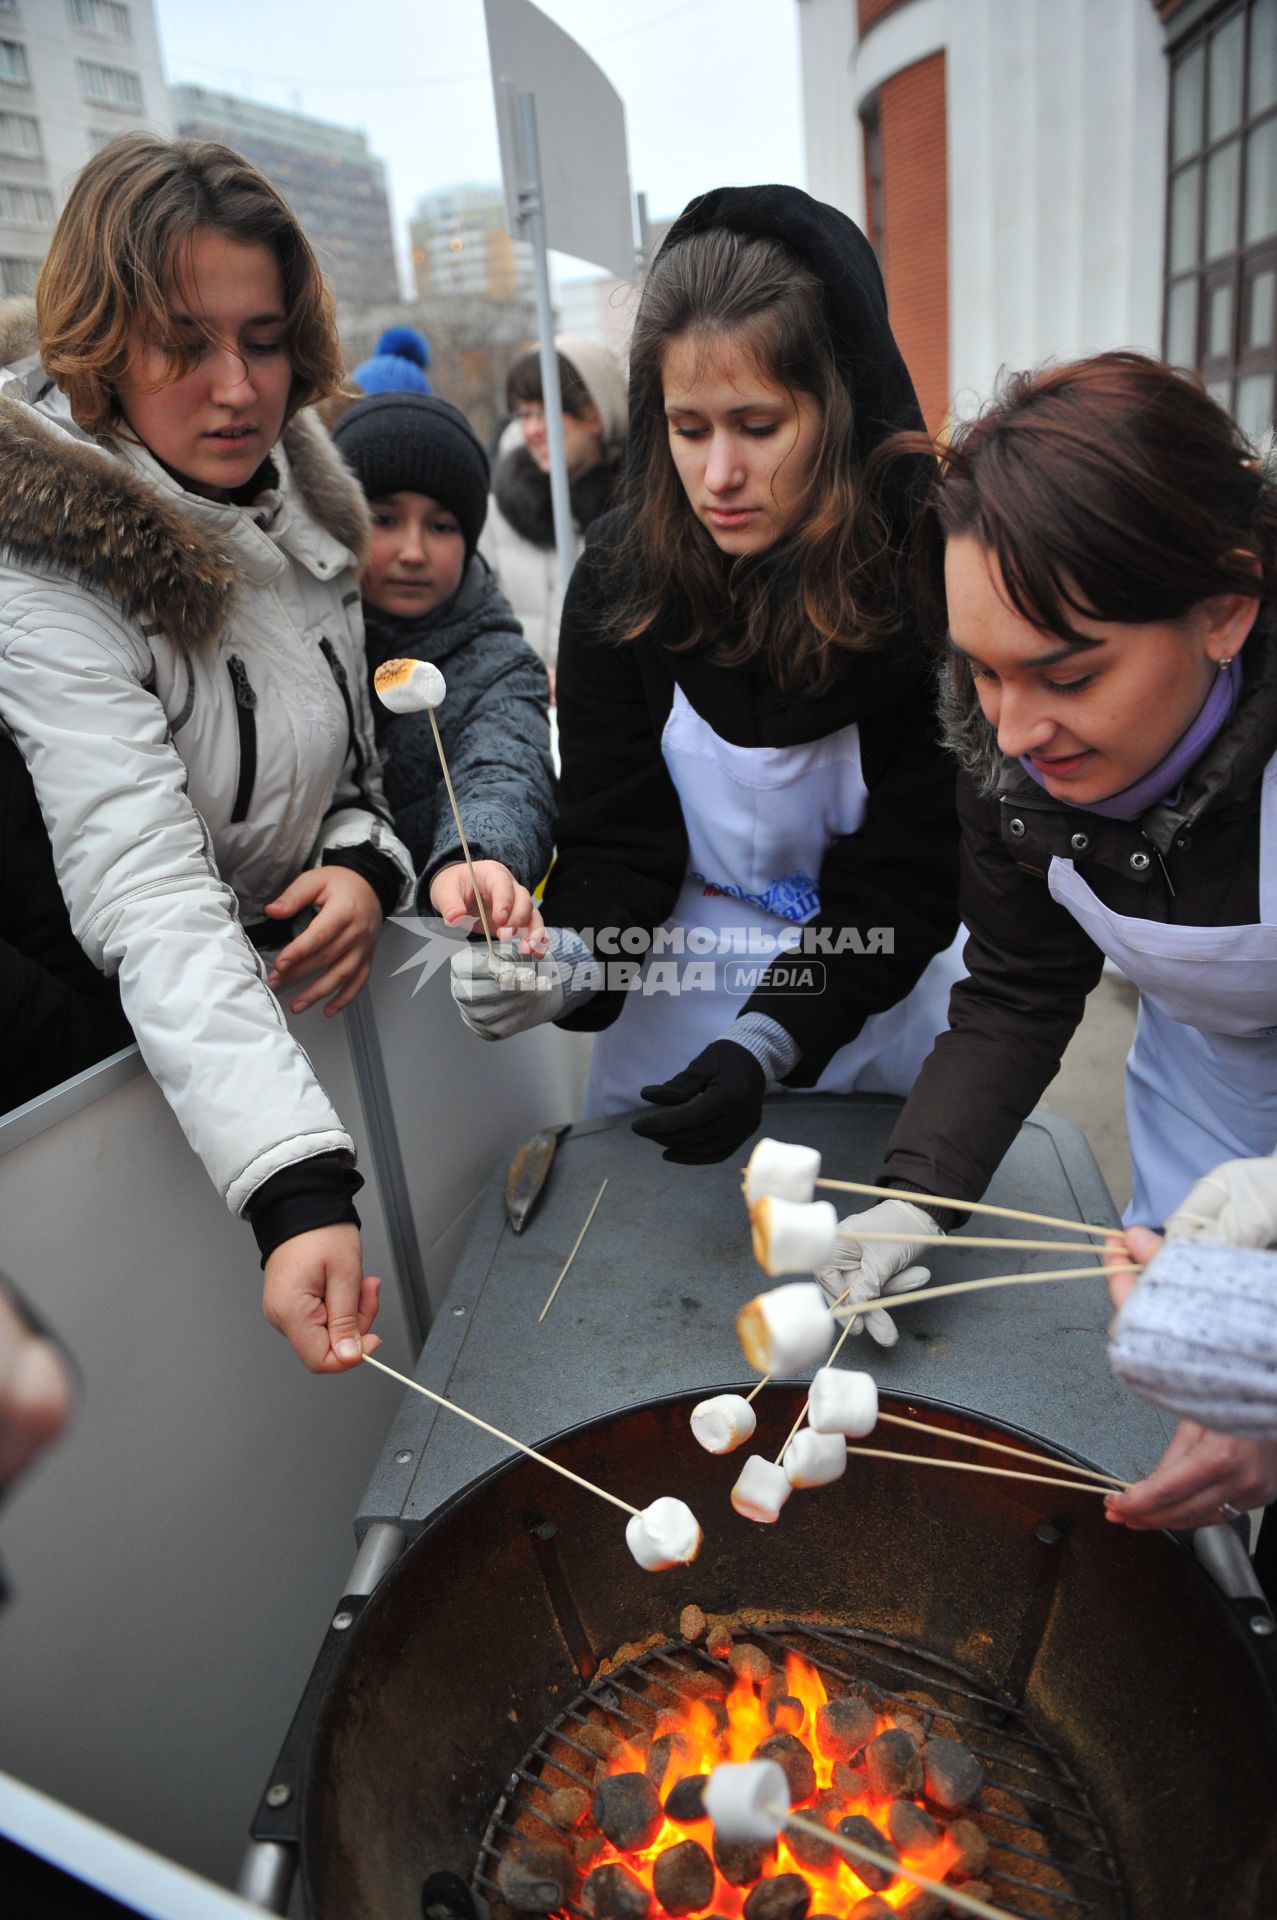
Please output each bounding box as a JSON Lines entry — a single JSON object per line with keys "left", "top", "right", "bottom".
{"left": 584, "top": 687, "right": 967, "bottom": 1117}
{"left": 1046, "top": 752, "right": 1277, "bottom": 1225}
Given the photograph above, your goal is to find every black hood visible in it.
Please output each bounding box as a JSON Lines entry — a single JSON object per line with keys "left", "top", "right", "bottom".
{"left": 657, "top": 184, "right": 925, "bottom": 464}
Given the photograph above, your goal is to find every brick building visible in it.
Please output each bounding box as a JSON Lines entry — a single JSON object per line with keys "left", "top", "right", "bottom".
{"left": 798, "top": 0, "right": 1275, "bottom": 443}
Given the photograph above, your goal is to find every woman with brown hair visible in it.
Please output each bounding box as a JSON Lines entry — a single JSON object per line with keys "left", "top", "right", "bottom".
{"left": 820, "top": 351, "right": 1277, "bottom": 1531}
{"left": 452, "top": 186, "right": 965, "bottom": 1188}
{"left": 0, "top": 134, "right": 414, "bottom": 1371}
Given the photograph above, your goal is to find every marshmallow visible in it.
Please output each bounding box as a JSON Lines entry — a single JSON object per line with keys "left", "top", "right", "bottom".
{"left": 690, "top": 1394, "right": 757, "bottom": 1455}
{"left": 730, "top": 1454, "right": 793, "bottom": 1523}
{"left": 751, "top": 1197, "right": 839, "bottom": 1277}
{"left": 737, "top": 1282, "right": 835, "bottom": 1375}
{"left": 808, "top": 1368, "right": 879, "bottom": 1438}
{"left": 703, "top": 1760, "right": 790, "bottom": 1843}
{"left": 625, "top": 1496, "right": 703, "bottom": 1571}
{"left": 782, "top": 1428, "right": 848, "bottom": 1488}
{"left": 744, "top": 1138, "right": 822, "bottom": 1207}
{"left": 373, "top": 657, "right": 447, "bottom": 712}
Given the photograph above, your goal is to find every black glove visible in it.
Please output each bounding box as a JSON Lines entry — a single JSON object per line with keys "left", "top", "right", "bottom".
{"left": 631, "top": 1040, "right": 766, "bottom": 1164}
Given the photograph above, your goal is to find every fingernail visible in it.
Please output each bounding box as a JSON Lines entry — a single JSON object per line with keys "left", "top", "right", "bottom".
{"left": 337, "top": 1337, "right": 361, "bottom": 1360}
{"left": 292, "top": 1000, "right": 307, "bottom": 1014}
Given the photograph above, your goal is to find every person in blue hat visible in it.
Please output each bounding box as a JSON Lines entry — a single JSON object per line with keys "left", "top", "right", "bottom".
{"left": 352, "top": 325, "right": 432, "bottom": 396}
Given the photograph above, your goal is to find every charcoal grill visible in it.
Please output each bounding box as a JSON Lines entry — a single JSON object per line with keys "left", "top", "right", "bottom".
{"left": 241, "top": 1098, "right": 1277, "bottom": 1919}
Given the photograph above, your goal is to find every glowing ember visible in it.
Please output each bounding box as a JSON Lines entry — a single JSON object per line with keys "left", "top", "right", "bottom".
{"left": 585, "top": 1647, "right": 964, "bottom": 1915}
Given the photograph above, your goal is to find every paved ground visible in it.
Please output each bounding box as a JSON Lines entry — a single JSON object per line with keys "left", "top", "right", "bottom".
{"left": 1037, "top": 968, "right": 1140, "bottom": 1215}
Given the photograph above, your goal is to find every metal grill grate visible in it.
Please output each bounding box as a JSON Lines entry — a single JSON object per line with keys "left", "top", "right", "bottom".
{"left": 473, "top": 1621, "right": 1127, "bottom": 1920}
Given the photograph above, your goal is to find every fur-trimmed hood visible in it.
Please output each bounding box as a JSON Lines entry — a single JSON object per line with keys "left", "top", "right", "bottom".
{"left": 0, "top": 298, "right": 370, "bottom": 651}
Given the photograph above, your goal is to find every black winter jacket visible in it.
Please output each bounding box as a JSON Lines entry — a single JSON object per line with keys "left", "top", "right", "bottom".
{"left": 881, "top": 624, "right": 1277, "bottom": 1209}
{"left": 541, "top": 184, "right": 960, "bottom": 1079}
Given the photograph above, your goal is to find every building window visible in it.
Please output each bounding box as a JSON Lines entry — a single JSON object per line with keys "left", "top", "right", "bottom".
{"left": 862, "top": 96, "right": 885, "bottom": 268}
{"left": 76, "top": 58, "right": 142, "bottom": 111}
{"left": 0, "top": 38, "right": 27, "bottom": 84}
{"left": 0, "top": 253, "right": 38, "bottom": 294}
{"left": 0, "top": 109, "right": 38, "bottom": 156}
{"left": 1165, "top": 0, "right": 1277, "bottom": 441}
{"left": 0, "top": 181, "right": 52, "bottom": 224}
{"left": 68, "top": 0, "right": 130, "bottom": 39}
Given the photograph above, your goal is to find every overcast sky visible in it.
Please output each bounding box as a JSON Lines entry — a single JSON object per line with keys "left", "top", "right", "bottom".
{"left": 152, "top": 0, "right": 806, "bottom": 286}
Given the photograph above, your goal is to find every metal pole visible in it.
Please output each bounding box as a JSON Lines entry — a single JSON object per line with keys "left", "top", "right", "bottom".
{"left": 514, "top": 89, "right": 578, "bottom": 598}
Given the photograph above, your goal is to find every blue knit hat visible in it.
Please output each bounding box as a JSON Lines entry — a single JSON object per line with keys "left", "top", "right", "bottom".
{"left": 353, "top": 325, "right": 432, "bottom": 396}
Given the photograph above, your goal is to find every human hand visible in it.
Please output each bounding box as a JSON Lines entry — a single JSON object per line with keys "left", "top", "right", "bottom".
{"left": 261, "top": 1223, "right": 382, "bottom": 1372}
{"left": 1103, "top": 1419, "right": 1277, "bottom": 1532}
{"left": 265, "top": 866, "right": 383, "bottom": 1016}
{"left": 429, "top": 861, "right": 544, "bottom": 950}
{"left": 631, "top": 1041, "right": 766, "bottom": 1164}
{"left": 450, "top": 939, "right": 565, "bottom": 1041}
{"left": 1103, "top": 1226, "right": 1163, "bottom": 1310}
{"left": 815, "top": 1200, "right": 937, "bottom": 1347}
{"left": 0, "top": 1281, "right": 73, "bottom": 1491}
{"left": 1165, "top": 1156, "right": 1277, "bottom": 1249}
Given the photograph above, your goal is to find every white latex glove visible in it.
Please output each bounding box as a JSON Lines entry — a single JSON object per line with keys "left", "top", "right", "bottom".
{"left": 450, "top": 941, "right": 566, "bottom": 1041}
{"left": 1165, "top": 1156, "right": 1277, "bottom": 1249}
{"left": 815, "top": 1199, "right": 938, "bottom": 1348}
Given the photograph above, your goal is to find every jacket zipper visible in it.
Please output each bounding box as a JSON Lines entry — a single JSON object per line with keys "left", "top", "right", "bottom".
{"left": 227, "top": 654, "right": 258, "bottom": 824}
{"left": 319, "top": 635, "right": 370, "bottom": 808}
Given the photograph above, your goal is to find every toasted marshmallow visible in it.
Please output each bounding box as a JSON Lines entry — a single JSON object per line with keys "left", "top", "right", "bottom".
{"left": 625, "top": 1496, "right": 703, "bottom": 1571}
{"left": 751, "top": 1197, "right": 839, "bottom": 1277}
{"left": 373, "top": 657, "right": 447, "bottom": 712}
{"left": 730, "top": 1453, "right": 792, "bottom": 1523}
{"left": 690, "top": 1393, "right": 757, "bottom": 1455}
{"left": 703, "top": 1759, "right": 790, "bottom": 1842}
{"left": 737, "top": 1281, "right": 835, "bottom": 1375}
{"left": 808, "top": 1368, "right": 879, "bottom": 1438}
{"left": 782, "top": 1428, "right": 848, "bottom": 1488}
{"left": 744, "top": 1138, "right": 822, "bottom": 1207}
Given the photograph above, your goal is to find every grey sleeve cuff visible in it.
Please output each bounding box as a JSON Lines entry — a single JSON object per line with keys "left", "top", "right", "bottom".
{"left": 1108, "top": 1241, "right": 1277, "bottom": 1439}
{"left": 724, "top": 1012, "right": 803, "bottom": 1085}
{"left": 545, "top": 925, "right": 605, "bottom": 1019}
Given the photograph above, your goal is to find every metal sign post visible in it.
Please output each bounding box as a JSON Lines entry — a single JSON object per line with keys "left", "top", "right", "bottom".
{"left": 513, "top": 87, "right": 577, "bottom": 601}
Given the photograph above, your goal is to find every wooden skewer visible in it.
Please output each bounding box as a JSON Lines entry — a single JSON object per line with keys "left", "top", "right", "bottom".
{"left": 847, "top": 1441, "right": 1110, "bottom": 1496}
{"left": 849, "top": 1231, "right": 1115, "bottom": 1256}
{"left": 830, "top": 1263, "right": 1137, "bottom": 1320}
{"left": 426, "top": 705, "right": 496, "bottom": 964}
{"left": 538, "top": 1177, "right": 608, "bottom": 1324}
{"left": 878, "top": 1411, "right": 1131, "bottom": 1489}
{"left": 356, "top": 1351, "right": 640, "bottom": 1517}
{"left": 774, "top": 1313, "right": 858, "bottom": 1464}
{"left": 778, "top": 1806, "right": 1019, "bottom": 1920}
{"left": 812, "top": 1173, "right": 1114, "bottom": 1239}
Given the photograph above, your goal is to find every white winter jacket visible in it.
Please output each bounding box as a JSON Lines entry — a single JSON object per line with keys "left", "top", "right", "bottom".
{"left": 0, "top": 305, "right": 413, "bottom": 1216}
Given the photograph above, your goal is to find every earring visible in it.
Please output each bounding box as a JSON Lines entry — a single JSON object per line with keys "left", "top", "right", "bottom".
{"left": 1219, "top": 655, "right": 1232, "bottom": 670}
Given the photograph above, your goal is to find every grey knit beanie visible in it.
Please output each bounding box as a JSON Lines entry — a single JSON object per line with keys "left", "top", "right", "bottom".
{"left": 331, "top": 393, "right": 490, "bottom": 557}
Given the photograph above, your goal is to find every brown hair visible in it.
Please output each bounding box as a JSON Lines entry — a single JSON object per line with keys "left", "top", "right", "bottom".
{"left": 604, "top": 227, "right": 901, "bottom": 697}
{"left": 506, "top": 347, "right": 596, "bottom": 422}
{"left": 36, "top": 132, "right": 343, "bottom": 438}
{"left": 895, "top": 351, "right": 1277, "bottom": 653}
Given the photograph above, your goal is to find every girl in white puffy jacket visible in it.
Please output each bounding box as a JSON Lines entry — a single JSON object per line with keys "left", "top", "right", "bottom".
{"left": 0, "top": 134, "right": 415, "bottom": 1372}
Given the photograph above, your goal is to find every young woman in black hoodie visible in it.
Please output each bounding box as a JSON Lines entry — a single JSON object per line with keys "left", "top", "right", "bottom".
{"left": 451, "top": 186, "right": 963, "bottom": 1200}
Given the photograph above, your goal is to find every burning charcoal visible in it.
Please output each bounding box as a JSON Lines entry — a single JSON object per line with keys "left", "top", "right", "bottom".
{"left": 712, "top": 1830, "right": 777, "bottom": 1886}
{"left": 865, "top": 1730, "right": 923, "bottom": 1799}
{"left": 593, "top": 1774, "right": 664, "bottom": 1852}
{"left": 728, "top": 1643, "right": 773, "bottom": 1685}
{"left": 582, "top": 1863, "right": 651, "bottom": 1920}
{"left": 768, "top": 1694, "right": 806, "bottom": 1734}
{"left": 752, "top": 1733, "right": 816, "bottom": 1805}
{"left": 574, "top": 1831, "right": 606, "bottom": 1872}
{"left": 680, "top": 1670, "right": 726, "bottom": 1700}
{"left": 886, "top": 1801, "right": 939, "bottom": 1854}
{"left": 835, "top": 1817, "right": 898, "bottom": 1892}
{"left": 922, "top": 1738, "right": 983, "bottom": 1812}
{"left": 946, "top": 1818, "right": 989, "bottom": 1880}
{"left": 954, "top": 1883, "right": 994, "bottom": 1909}
{"left": 742, "top": 1872, "right": 812, "bottom": 1920}
{"left": 647, "top": 1733, "right": 691, "bottom": 1788}
{"left": 815, "top": 1695, "right": 876, "bottom": 1762}
{"left": 665, "top": 1774, "right": 709, "bottom": 1825}
{"left": 547, "top": 1785, "right": 591, "bottom": 1830}
{"left": 655, "top": 1710, "right": 690, "bottom": 1740}
{"left": 848, "top": 1902, "right": 891, "bottom": 1920}
{"left": 578, "top": 1723, "right": 623, "bottom": 1762}
{"left": 706, "top": 1616, "right": 735, "bottom": 1660}
{"left": 680, "top": 1604, "right": 708, "bottom": 1645}
{"left": 497, "top": 1840, "right": 575, "bottom": 1913}
{"left": 896, "top": 1891, "right": 945, "bottom": 1920}
{"left": 787, "top": 1794, "right": 838, "bottom": 1872}
{"left": 760, "top": 1669, "right": 790, "bottom": 1706}
{"left": 893, "top": 1714, "right": 926, "bottom": 1746}
{"left": 832, "top": 1761, "right": 867, "bottom": 1800}
{"left": 652, "top": 1839, "right": 715, "bottom": 1917}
